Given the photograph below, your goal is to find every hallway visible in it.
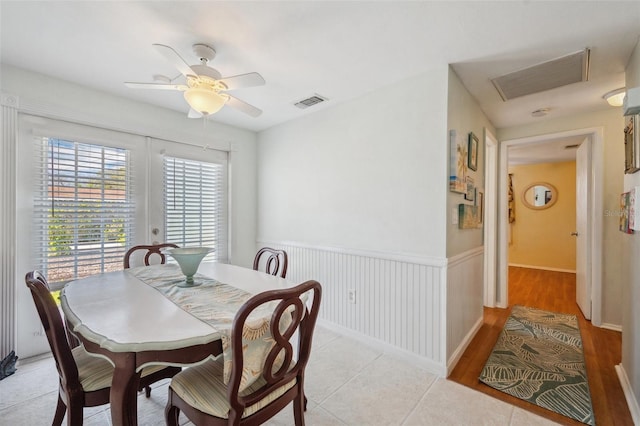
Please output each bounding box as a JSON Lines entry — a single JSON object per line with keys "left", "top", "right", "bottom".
{"left": 449, "top": 267, "right": 632, "bottom": 426}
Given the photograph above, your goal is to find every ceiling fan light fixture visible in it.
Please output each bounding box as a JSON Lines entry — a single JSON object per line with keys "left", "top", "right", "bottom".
{"left": 183, "top": 88, "right": 227, "bottom": 115}
{"left": 603, "top": 88, "right": 626, "bottom": 107}
{"left": 127, "top": 43, "right": 263, "bottom": 117}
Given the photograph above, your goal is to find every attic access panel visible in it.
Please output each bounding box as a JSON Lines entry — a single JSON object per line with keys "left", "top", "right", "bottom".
{"left": 491, "top": 49, "right": 590, "bottom": 101}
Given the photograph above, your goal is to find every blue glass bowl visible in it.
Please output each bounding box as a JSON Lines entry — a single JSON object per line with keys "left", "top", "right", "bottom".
{"left": 164, "top": 247, "right": 214, "bottom": 287}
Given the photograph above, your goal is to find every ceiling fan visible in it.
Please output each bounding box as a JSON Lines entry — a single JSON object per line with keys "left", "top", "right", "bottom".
{"left": 125, "top": 43, "right": 265, "bottom": 118}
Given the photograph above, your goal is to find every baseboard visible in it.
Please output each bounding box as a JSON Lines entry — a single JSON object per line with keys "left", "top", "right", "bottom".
{"left": 615, "top": 364, "right": 640, "bottom": 425}
{"left": 446, "top": 316, "right": 483, "bottom": 376}
{"left": 317, "top": 319, "right": 447, "bottom": 377}
{"left": 508, "top": 263, "right": 576, "bottom": 274}
{"left": 16, "top": 351, "right": 52, "bottom": 366}
{"left": 509, "top": 263, "right": 576, "bottom": 274}
{"left": 600, "top": 323, "right": 622, "bottom": 332}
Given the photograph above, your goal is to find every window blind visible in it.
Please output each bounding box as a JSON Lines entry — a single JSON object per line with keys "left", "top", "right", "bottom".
{"left": 33, "top": 137, "right": 134, "bottom": 287}
{"left": 163, "top": 156, "right": 228, "bottom": 263}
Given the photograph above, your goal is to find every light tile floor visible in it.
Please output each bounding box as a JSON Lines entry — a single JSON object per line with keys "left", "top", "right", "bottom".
{"left": 0, "top": 326, "right": 559, "bottom": 425}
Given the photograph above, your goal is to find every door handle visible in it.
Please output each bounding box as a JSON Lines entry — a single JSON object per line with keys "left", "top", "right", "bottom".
{"left": 571, "top": 232, "right": 579, "bottom": 236}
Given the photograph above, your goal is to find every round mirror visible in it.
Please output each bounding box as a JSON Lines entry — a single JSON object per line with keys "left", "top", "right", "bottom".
{"left": 522, "top": 182, "right": 558, "bottom": 210}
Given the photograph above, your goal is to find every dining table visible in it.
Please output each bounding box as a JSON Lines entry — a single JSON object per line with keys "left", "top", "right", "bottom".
{"left": 60, "top": 261, "right": 297, "bottom": 426}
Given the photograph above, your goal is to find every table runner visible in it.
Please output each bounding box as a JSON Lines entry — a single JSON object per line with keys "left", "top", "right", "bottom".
{"left": 128, "top": 264, "right": 253, "bottom": 331}
{"left": 128, "top": 264, "right": 290, "bottom": 391}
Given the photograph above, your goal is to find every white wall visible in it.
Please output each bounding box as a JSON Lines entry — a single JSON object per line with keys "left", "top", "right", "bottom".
{"left": 257, "top": 67, "right": 451, "bottom": 373}
{"left": 258, "top": 68, "right": 449, "bottom": 257}
{"left": 1, "top": 65, "right": 259, "bottom": 358}
{"left": 620, "top": 36, "right": 640, "bottom": 422}
{"left": 446, "top": 68, "right": 495, "bottom": 257}
{"left": 498, "top": 108, "right": 625, "bottom": 327}
{"left": 445, "top": 68, "right": 495, "bottom": 366}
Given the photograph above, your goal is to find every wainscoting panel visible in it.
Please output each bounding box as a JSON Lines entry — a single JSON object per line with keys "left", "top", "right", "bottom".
{"left": 446, "top": 247, "right": 484, "bottom": 372}
{"left": 258, "top": 241, "right": 447, "bottom": 368}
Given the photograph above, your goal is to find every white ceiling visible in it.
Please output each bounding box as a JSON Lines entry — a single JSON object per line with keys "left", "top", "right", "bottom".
{"left": 507, "top": 135, "right": 586, "bottom": 165}
{"left": 1, "top": 2, "right": 639, "bottom": 150}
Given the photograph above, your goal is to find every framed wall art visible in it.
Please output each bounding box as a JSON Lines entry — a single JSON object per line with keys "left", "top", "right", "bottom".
{"left": 620, "top": 192, "right": 633, "bottom": 233}
{"left": 458, "top": 204, "right": 478, "bottom": 229}
{"left": 624, "top": 114, "right": 640, "bottom": 174}
{"left": 449, "top": 129, "right": 467, "bottom": 193}
{"left": 468, "top": 132, "right": 478, "bottom": 171}
{"left": 465, "top": 176, "right": 475, "bottom": 201}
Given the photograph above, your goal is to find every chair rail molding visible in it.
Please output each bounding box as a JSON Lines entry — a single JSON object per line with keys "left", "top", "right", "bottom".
{"left": 1, "top": 92, "right": 19, "bottom": 358}
{"left": 257, "top": 240, "right": 448, "bottom": 375}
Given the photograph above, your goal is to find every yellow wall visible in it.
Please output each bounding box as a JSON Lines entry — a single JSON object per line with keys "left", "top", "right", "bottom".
{"left": 508, "top": 161, "right": 576, "bottom": 271}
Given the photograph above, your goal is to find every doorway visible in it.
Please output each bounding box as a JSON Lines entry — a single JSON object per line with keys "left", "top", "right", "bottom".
{"left": 489, "top": 127, "right": 604, "bottom": 326}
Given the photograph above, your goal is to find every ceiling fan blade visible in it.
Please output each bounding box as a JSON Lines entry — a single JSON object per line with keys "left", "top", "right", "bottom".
{"left": 152, "top": 44, "right": 197, "bottom": 78}
{"left": 188, "top": 108, "right": 203, "bottom": 119}
{"left": 219, "top": 72, "right": 265, "bottom": 90}
{"left": 125, "top": 82, "right": 186, "bottom": 91}
{"left": 226, "top": 95, "right": 262, "bottom": 117}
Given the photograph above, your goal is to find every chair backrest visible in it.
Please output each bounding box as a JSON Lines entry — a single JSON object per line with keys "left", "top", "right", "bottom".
{"left": 226, "top": 280, "right": 321, "bottom": 417}
{"left": 253, "top": 247, "right": 288, "bottom": 278}
{"left": 25, "top": 271, "right": 80, "bottom": 391}
{"left": 123, "top": 243, "right": 179, "bottom": 269}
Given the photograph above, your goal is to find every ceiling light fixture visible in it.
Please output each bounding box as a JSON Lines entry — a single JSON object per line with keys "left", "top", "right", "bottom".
{"left": 603, "top": 88, "right": 626, "bottom": 107}
{"left": 126, "top": 43, "right": 264, "bottom": 118}
{"left": 183, "top": 87, "right": 227, "bottom": 115}
{"left": 182, "top": 74, "right": 230, "bottom": 116}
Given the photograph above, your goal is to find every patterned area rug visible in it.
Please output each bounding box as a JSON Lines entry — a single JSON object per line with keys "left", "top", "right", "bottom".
{"left": 479, "top": 305, "right": 595, "bottom": 425}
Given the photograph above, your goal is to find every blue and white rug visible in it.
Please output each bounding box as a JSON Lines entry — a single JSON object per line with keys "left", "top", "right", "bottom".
{"left": 479, "top": 305, "right": 595, "bottom": 425}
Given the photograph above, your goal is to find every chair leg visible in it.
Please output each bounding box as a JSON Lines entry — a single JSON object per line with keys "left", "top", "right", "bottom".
{"left": 164, "top": 393, "right": 180, "bottom": 426}
{"left": 52, "top": 394, "right": 66, "bottom": 426}
{"left": 293, "top": 393, "right": 306, "bottom": 426}
{"left": 66, "top": 403, "right": 84, "bottom": 426}
{"left": 144, "top": 385, "right": 151, "bottom": 398}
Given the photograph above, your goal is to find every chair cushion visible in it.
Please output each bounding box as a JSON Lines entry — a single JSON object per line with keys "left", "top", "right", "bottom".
{"left": 71, "top": 346, "right": 176, "bottom": 392}
{"left": 170, "top": 357, "right": 296, "bottom": 419}
{"left": 72, "top": 346, "right": 114, "bottom": 391}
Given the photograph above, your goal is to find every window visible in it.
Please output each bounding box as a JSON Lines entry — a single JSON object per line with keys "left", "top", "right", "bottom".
{"left": 33, "top": 138, "right": 134, "bottom": 287}
{"left": 24, "top": 118, "right": 229, "bottom": 289}
{"left": 163, "top": 156, "right": 228, "bottom": 262}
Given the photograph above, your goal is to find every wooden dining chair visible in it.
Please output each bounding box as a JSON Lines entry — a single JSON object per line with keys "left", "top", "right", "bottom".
{"left": 123, "top": 243, "right": 179, "bottom": 269}
{"left": 165, "top": 280, "right": 322, "bottom": 426}
{"left": 25, "top": 271, "right": 181, "bottom": 425}
{"left": 252, "top": 247, "right": 288, "bottom": 278}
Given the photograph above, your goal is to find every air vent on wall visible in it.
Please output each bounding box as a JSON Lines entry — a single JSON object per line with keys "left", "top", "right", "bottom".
{"left": 294, "top": 94, "right": 327, "bottom": 109}
{"left": 492, "top": 49, "right": 590, "bottom": 101}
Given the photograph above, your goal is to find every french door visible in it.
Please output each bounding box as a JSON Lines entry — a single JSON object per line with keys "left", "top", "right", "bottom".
{"left": 147, "top": 138, "right": 229, "bottom": 263}
{"left": 16, "top": 117, "right": 229, "bottom": 357}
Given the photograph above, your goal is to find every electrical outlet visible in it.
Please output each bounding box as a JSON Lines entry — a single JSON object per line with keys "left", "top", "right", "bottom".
{"left": 348, "top": 289, "right": 356, "bottom": 304}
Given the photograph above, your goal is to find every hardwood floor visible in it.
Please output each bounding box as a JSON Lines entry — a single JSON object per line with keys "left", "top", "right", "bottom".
{"left": 449, "top": 266, "right": 633, "bottom": 426}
